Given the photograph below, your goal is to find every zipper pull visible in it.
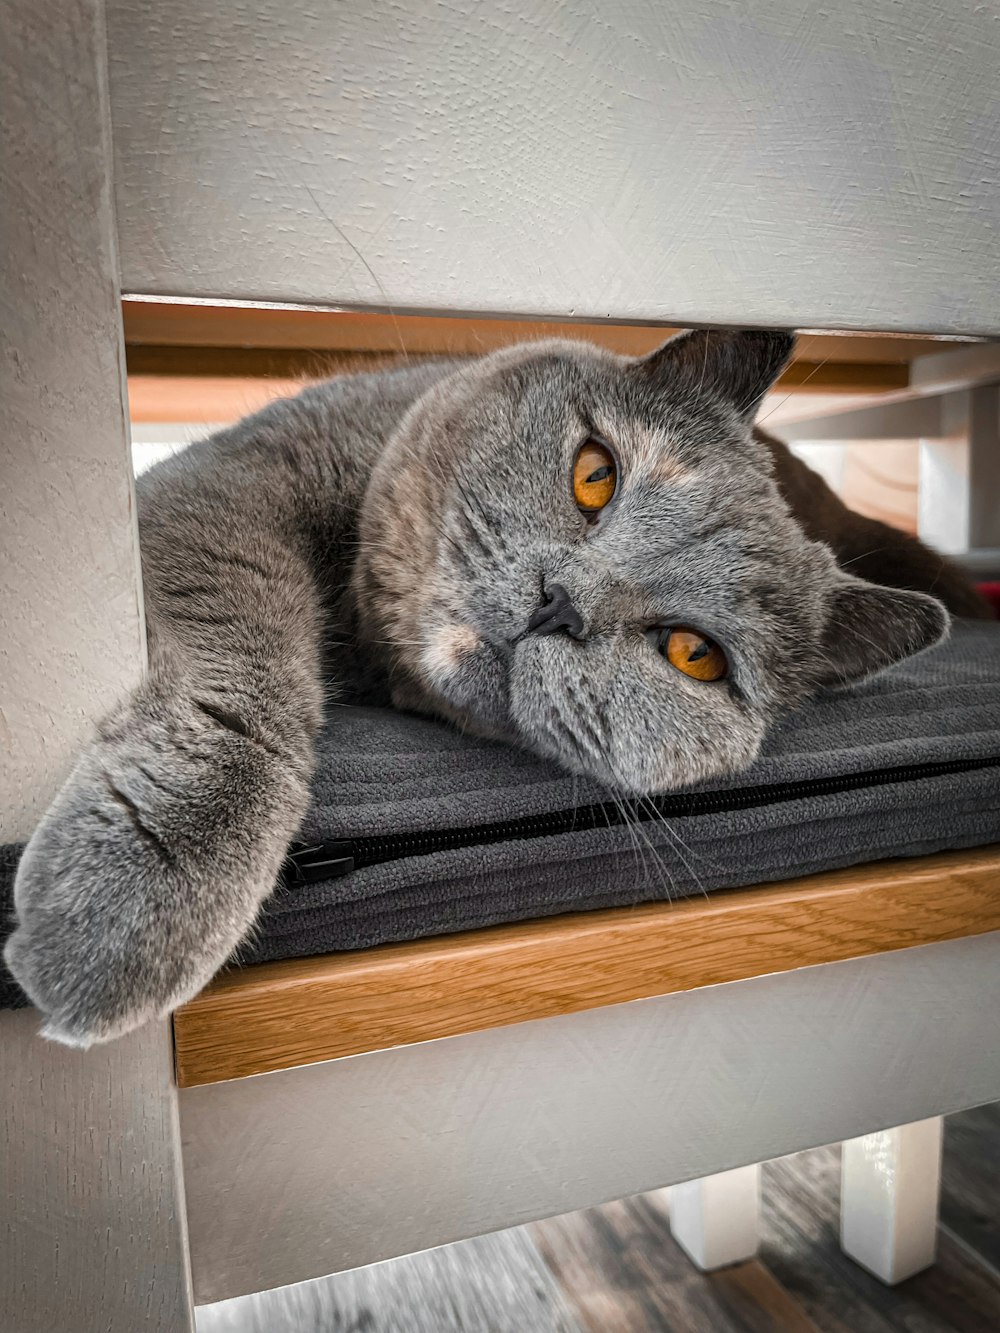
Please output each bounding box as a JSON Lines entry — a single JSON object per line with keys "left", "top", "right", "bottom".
{"left": 283, "top": 839, "right": 356, "bottom": 884}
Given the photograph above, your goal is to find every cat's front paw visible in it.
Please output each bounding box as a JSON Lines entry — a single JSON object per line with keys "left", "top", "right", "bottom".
{"left": 4, "top": 697, "right": 304, "bottom": 1046}
{"left": 5, "top": 759, "right": 219, "bottom": 1045}
{"left": 4, "top": 834, "right": 190, "bottom": 1048}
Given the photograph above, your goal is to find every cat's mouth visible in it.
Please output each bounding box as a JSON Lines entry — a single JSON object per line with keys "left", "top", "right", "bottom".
{"left": 407, "top": 619, "right": 516, "bottom": 738}
{"left": 402, "top": 613, "right": 764, "bottom": 793}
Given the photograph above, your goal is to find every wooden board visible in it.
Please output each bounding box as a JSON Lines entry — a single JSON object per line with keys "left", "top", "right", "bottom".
{"left": 940, "top": 1101, "right": 1000, "bottom": 1273}
{"left": 174, "top": 845, "right": 1000, "bottom": 1087}
{"left": 126, "top": 364, "right": 908, "bottom": 425}
{"left": 121, "top": 300, "right": 966, "bottom": 363}
{"left": 107, "top": 2, "right": 1000, "bottom": 334}
{"left": 760, "top": 1140, "right": 1000, "bottom": 1332}
{"left": 128, "top": 374, "right": 309, "bottom": 425}
{"left": 178, "top": 931, "right": 1000, "bottom": 1301}
{"left": 124, "top": 342, "right": 910, "bottom": 393}
{"left": 121, "top": 303, "right": 919, "bottom": 425}
{"left": 532, "top": 1192, "right": 819, "bottom": 1333}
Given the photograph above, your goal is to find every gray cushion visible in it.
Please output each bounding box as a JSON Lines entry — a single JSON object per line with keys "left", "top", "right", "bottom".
{"left": 2, "top": 621, "right": 999, "bottom": 1008}
{"left": 243, "top": 619, "right": 1000, "bottom": 964}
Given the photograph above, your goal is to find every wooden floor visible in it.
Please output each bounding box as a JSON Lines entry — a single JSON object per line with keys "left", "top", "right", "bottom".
{"left": 197, "top": 1103, "right": 1000, "bottom": 1333}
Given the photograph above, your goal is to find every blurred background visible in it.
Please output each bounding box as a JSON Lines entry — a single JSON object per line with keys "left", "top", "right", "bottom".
{"left": 124, "top": 299, "right": 964, "bottom": 542}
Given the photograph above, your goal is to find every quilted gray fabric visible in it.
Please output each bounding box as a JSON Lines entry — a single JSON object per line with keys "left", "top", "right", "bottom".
{"left": 244, "top": 619, "right": 1000, "bottom": 963}
{"left": 2, "top": 621, "right": 999, "bottom": 1007}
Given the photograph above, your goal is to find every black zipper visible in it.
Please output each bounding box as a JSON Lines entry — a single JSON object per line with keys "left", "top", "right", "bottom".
{"left": 282, "top": 754, "right": 1000, "bottom": 885}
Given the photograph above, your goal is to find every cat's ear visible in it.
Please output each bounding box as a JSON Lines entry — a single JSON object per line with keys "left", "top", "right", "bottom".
{"left": 816, "top": 578, "right": 948, "bottom": 688}
{"left": 639, "top": 328, "right": 796, "bottom": 421}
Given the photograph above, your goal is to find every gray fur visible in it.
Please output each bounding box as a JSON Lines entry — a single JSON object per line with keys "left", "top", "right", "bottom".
{"left": 4, "top": 331, "right": 950, "bottom": 1044}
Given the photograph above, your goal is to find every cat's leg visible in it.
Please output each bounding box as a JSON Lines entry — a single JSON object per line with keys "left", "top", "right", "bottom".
{"left": 4, "top": 539, "right": 326, "bottom": 1046}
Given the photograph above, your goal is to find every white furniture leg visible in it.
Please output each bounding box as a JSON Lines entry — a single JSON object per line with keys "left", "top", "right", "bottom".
{"left": 1, "top": 1010, "right": 195, "bottom": 1332}
{"left": 1, "top": 1, "right": 194, "bottom": 1327}
{"left": 840, "top": 1116, "right": 943, "bottom": 1285}
{"left": 667, "top": 1165, "right": 761, "bottom": 1271}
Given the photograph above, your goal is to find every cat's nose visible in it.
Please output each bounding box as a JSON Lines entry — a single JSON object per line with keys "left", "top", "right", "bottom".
{"left": 526, "top": 583, "right": 585, "bottom": 640}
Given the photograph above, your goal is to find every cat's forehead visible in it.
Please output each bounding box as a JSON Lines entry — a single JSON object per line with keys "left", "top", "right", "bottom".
{"left": 464, "top": 339, "right": 755, "bottom": 458}
{"left": 456, "top": 338, "right": 622, "bottom": 409}
{"left": 482, "top": 337, "right": 622, "bottom": 376}
{"left": 423, "top": 340, "right": 776, "bottom": 513}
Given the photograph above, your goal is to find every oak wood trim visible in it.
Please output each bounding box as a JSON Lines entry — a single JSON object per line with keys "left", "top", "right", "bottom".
{"left": 121, "top": 300, "right": 967, "bottom": 364}
{"left": 125, "top": 346, "right": 392, "bottom": 379}
{"left": 126, "top": 343, "right": 909, "bottom": 396}
{"left": 173, "top": 846, "right": 1000, "bottom": 1087}
{"left": 125, "top": 368, "right": 906, "bottom": 427}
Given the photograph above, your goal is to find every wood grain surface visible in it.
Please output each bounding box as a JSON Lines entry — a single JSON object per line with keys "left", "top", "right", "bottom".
{"left": 125, "top": 343, "right": 910, "bottom": 392}
{"left": 196, "top": 1226, "right": 583, "bottom": 1333}
{"left": 125, "top": 361, "right": 906, "bottom": 425}
{"left": 940, "top": 1100, "right": 1000, "bottom": 1274}
{"left": 759, "top": 1138, "right": 1000, "bottom": 1332}
{"left": 122, "top": 303, "right": 917, "bottom": 425}
{"left": 533, "top": 1192, "right": 820, "bottom": 1333}
{"left": 121, "top": 299, "right": 959, "bottom": 362}
{"left": 174, "top": 845, "right": 1000, "bottom": 1087}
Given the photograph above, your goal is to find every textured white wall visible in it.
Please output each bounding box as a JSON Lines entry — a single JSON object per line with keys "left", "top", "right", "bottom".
{"left": 107, "top": 0, "right": 1000, "bottom": 333}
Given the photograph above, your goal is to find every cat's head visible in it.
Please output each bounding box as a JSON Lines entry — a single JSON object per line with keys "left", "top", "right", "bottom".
{"left": 355, "top": 330, "right": 947, "bottom": 793}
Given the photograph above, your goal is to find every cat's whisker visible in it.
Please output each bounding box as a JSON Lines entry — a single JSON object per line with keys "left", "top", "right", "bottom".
{"left": 608, "top": 789, "right": 649, "bottom": 886}
{"left": 599, "top": 759, "right": 676, "bottom": 900}
{"left": 623, "top": 795, "right": 677, "bottom": 900}
{"left": 754, "top": 354, "right": 832, "bottom": 426}
{"left": 838, "top": 548, "right": 884, "bottom": 568}
{"left": 636, "top": 794, "right": 712, "bottom": 899}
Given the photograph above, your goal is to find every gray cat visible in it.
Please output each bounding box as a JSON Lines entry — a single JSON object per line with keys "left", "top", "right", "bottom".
{"left": 5, "top": 329, "right": 983, "bottom": 1045}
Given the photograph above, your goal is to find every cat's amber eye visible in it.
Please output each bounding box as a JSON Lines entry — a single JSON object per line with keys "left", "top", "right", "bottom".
{"left": 652, "top": 626, "right": 728, "bottom": 682}
{"left": 573, "top": 439, "right": 618, "bottom": 514}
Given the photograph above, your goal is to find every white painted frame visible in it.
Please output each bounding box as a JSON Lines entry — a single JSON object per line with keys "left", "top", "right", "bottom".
{"left": 668, "top": 1166, "right": 761, "bottom": 1271}
{"left": 1, "top": 3, "right": 194, "bottom": 1328}
{"left": 4, "top": 0, "right": 1000, "bottom": 1322}
{"left": 104, "top": 0, "right": 1000, "bottom": 334}
{"left": 178, "top": 933, "right": 1000, "bottom": 1304}
{"left": 782, "top": 358, "right": 1000, "bottom": 559}
{"left": 842, "top": 1117, "right": 944, "bottom": 1284}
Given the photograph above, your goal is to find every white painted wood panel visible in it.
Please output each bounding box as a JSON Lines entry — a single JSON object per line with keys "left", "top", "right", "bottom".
{"left": 1, "top": 0, "right": 145, "bottom": 841}
{"left": 1, "top": 1010, "right": 195, "bottom": 1332}
{"left": 106, "top": 0, "right": 1000, "bottom": 334}
{"left": 1, "top": 5, "right": 194, "bottom": 1328}
{"left": 180, "top": 932, "right": 1000, "bottom": 1304}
